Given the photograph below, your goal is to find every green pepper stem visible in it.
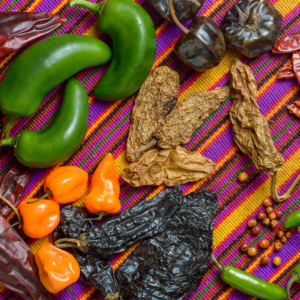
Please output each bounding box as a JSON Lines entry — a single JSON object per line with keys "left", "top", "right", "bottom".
{"left": 26, "top": 189, "right": 53, "bottom": 204}
{"left": 4, "top": 118, "right": 15, "bottom": 139}
{"left": 66, "top": 285, "right": 76, "bottom": 300}
{"left": 74, "top": 211, "right": 107, "bottom": 222}
{"left": 287, "top": 272, "right": 300, "bottom": 300}
{"left": 211, "top": 254, "right": 225, "bottom": 275}
{"left": 0, "top": 136, "right": 17, "bottom": 147}
{"left": 69, "top": 0, "right": 104, "bottom": 15}
{"left": 168, "top": 0, "right": 190, "bottom": 35}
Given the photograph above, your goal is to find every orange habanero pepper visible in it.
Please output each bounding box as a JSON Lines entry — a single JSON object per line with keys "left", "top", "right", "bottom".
{"left": 84, "top": 153, "right": 121, "bottom": 216}
{"left": 35, "top": 243, "right": 80, "bottom": 300}
{"left": 43, "top": 166, "right": 88, "bottom": 204}
{"left": 19, "top": 199, "right": 60, "bottom": 239}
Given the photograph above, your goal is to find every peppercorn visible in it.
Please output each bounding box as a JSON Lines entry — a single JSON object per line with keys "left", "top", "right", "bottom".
{"left": 238, "top": 172, "right": 249, "bottom": 183}
{"left": 248, "top": 219, "right": 257, "bottom": 228}
{"left": 262, "top": 218, "right": 270, "bottom": 226}
{"left": 286, "top": 231, "right": 292, "bottom": 239}
{"left": 273, "top": 257, "right": 281, "bottom": 267}
{"left": 271, "top": 220, "right": 278, "bottom": 230}
{"left": 258, "top": 212, "right": 267, "bottom": 220}
{"left": 240, "top": 243, "right": 249, "bottom": 253}
{"left": 280, "top": 224, "right": 287, "bottom": 232}
{"left": 274, "top": 241, "right": 283, "bottom": 251}
{"left": 260, "top": 256, "right": 270, "bottom": 266}
{"left": 269, "top": 212, "right": 277, "bottom": 221}
{"left": 259, "top": 239, "right": 269, "bottom": 249}
{"left": 266, "top": 207, "right": 273, "bottom": 214}
{"left": 247, "top": 247, "right": 257, "bottom": 257}
{"left": 263, "top": 199, "right": 272, "bottom": 207}
{"left": 251, "top": 225, "right": 261, "bottom": 235}
{"left": 276, "top": 230, "right": 284, "bottom": 239}
{"left": 281, "top": 236, "right": 287, "bottom": 243}
{"left": 276, "top": 211, "right": 283, "bottom": 219}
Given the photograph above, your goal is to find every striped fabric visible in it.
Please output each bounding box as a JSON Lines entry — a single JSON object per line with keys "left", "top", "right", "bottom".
{"left": 0, "top": 0, "right": 299, "bottom": 299}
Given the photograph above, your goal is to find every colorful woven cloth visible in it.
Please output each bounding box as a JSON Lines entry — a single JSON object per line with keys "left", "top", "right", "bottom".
{"left": 0, "top": 0, "right": 299, "bottom": 299}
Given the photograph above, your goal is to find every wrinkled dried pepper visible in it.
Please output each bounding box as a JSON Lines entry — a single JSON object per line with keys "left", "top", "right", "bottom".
{"left": 287, "top": 100, "right": 300, "bottom": 118}
{"left": 278, "top": 65, "right": 295, "bottom": 79}
{"left": 273, "top": 32, "right": 300, "bottom": 54}
{"left": 292, "top": 52, "right": 300, "bottom": 85}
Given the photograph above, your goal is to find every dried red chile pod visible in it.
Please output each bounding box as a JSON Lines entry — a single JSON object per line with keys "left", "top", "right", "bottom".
{"left": 292, "top": 52, "right": 300, "bottom": 85}
{"left": 273, "top": 32, "right": 300, "bottom": 54}
{"left": 149, "top": 0, "right": 206, "bottom": 22}
{"left": 278, "top": 65, "right": 295, "bottom": 79}
{"left": 220, "top": 0, "right": 283, "bottom": 58}
{"left": 0, "top": 214, "right": 55, "bottom": 300}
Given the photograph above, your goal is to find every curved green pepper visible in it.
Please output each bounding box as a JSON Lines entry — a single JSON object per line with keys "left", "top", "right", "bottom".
{"left": 70, "top": 0, "right": 157, "bottom": 101}
{"left": 0, "top": 78, "right": 89, "bottom": 169}
{"left": 0, "top": 34, "right": 111, "bottom": 137}
{"left": 284, "top": 208, "right": 300, "bottom": 229}
{"left": 287, "top": 265, "right": 300, "bottom": 300}
{"left": 212, "top": 255, "right": 286, "bottom": 300}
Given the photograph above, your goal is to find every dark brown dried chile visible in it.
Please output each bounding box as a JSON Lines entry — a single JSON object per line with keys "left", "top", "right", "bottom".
{"left": 0, "top": 214, "right": 55, "bottom": 300}
{"left": 116, "top": 189, "right": 218, "bottom": 300}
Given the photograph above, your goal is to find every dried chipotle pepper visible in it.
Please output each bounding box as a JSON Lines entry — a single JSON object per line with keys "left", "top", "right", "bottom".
{"left": 287, "top": 100, "right": 300, "bottom": 118}
{"left": 273, "top": 32, "right": 300, "bottom": 54}
{"left": 122, "top": 146, "right": 216, "bottom": 187}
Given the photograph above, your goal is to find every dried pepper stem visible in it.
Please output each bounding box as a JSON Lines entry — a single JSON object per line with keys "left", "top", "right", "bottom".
{"left": 0, "top": 195, "right": 22, "bottom": 226}
{"left": 169, "top": 0, "right": 189, "bottom": 34}
{"left": 55, "top": 235, "right": 88, "bottom": 253}
{"left": 105, "top": 292, "right": 120, "bottom": 300}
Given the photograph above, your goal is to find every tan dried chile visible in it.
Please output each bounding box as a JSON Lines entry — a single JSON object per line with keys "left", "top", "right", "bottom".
{"left": 229, "top": 59, "right": 284, "bottom": 174}
{"left": 126, "top": 67, "right": 180, "bottom": 163}
{"left": 155, "top": 87, "right": 230, "bottom": 148}
{"left": 122, "top": 146, "right": 216, "bottom": 187}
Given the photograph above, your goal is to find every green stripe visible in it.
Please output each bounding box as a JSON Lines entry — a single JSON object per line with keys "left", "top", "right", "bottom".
{"left": 5, "top": 0, "right": 19, "bottom": 11}
{"left": 0, "top": 159, "right": 14, "bottom": 175}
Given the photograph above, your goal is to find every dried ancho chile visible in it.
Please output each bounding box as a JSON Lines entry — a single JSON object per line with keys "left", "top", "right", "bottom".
{"left": 273, "top": 32, "right": 300, "bottom": 54}
{"left": 220, "top": 0, "right": 283, "bottom": 58}
{"left": 116, "top": 188, "right": 218, "bottom": 300}
{"left": 122, "top": 146, "right": 215, "bottom": 187}
{"left": 149, "top": 0, "right": 206, "bottom": 22}
{"left": 287, "top": 100, "right": 300, "bottom": 118}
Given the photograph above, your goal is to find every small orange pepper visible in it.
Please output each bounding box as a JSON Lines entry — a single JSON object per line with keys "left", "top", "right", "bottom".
{"left": 44, "top": 166, "right": 88, "bottom": 204}
{"left": 35, "top": 243, "right": 80, "bottom": 298}
{"left": 84, "top": 153, "right": 121, "bottom": 215}
{"left": 19, "top": 200, "right": 60, "bottom": 239}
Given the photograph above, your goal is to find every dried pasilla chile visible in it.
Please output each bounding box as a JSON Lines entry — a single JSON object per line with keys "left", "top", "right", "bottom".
{"left": 273, "top": 32, "right": 300, "bottom": 54}
{"left": 0, "top": 214, "right": 55, "bottom": 300}
{"left": 122, "top": 146, "right": 216, "bottom": 187}
{"left": 55, "top": 185, "right": 183, "bottom": 259}
{"left": 116, "top": 189, "right": 218, "bottom": 300}
{"left": 278, "top": 65, "right": 295, "bottom": 79}
{"left": 292, "top": 52, "right": 300, "bottom": 85}
{"left": 149, "top": 0, "right": 206, "bottom": 22}
{"left": 287, "top": 100, "right": 300, "bottom": 118}
{"left": 126, "top": 67, "right": 179, "bottom": 163}
{"left": 0, "top": 12, "right": 65, "bottom": 59}
{"left": 230, "top": 59, "right": 300, "bottom": 202}
{"left": 170, "top": 0, "right": 226, "bottom": 71}
{"left": 220, "top": 0, "right": 283, "bottom": 58}
{"left": 0, "top": 163, "right": 30, "bottom": 216}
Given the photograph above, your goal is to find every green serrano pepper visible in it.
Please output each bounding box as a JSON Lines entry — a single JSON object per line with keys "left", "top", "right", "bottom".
{"left": 0, "top": 78, "right": 88, "bottom": 169}
{"left": 212, "top": 255, "right": 286, "bottom": 300}
{"left": 70, "top": 0, "right": 157, "bottom": 101}
{"left": 287, "top": 265, "right": 300, "bottom": 300}
{"left": 284, "top": 208, "right": 300, "bottom": 229}
{"left": 0, "top": 34, "right": 111, "bottom": 137}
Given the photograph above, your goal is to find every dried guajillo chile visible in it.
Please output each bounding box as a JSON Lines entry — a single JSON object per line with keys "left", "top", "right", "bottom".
{"left": 292, "top": 52, "right": 300, "bottom": 85}
{"left": 0, "top": 78, "right": 89, "bottom": 168}
{"left": 0, "top": 214, "right": 55, "bottom": 300}
{"left": 169, "top": 0, "right": 226, "bottom": 71}
{"left": 0, "top": 12, "right": 65, "bottom": 59}
{"left": 70, "top": 0, "right": 156, "bottom": 101}
{"left": 220, "top": 0, "right": 283, "bottom": 58}
{"left": 212, "top": 254, "right": 286, "bottom": 300}
{"left": 0, "top": 35, "right": 111, "bottom": 137}
{"left": 155, "top": 86, "right": 230, "bottom": 148}
{"left": 273, "top": 32, "right": 300, "bottom": 54}
{"left": 126, "top": 67, "right": 179, "bottom": 163}
{"left": 123, "top": 146, "right": 215, "bottom": 187}
{"left": 279, "top": 65, "right": 295, "bottom": 79}
{"left": 288, "top": 100, "right": 300, "bottom": 118}
{"left": 230, "top": 59, "right": 300, "bottom": 202}
{"left": 116, "top": 189, "right": 218, "bottom": 300}
{"left": 55, "top": 185, "right": 183, "bottom": 258}
{"left": 287, "top": 265, "right": 300, "bottom": 300}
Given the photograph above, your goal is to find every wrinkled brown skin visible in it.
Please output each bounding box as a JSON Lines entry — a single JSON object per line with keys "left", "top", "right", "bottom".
{"left": 149, "top": 0, "right": 205, "bottom": 22}
{"left": 156, "top": 86, "right": 230, "bottom": 148}
{"left": 230, "top": 59, "right": 284, "bottom": 174}
{"left": 220, "top": 0, "right": 283, "bottom": 58}
{"left": 0, "top": 214, "right": 55, "bottom": 300}
{"left": 122, "top": 146, "right": 215, "bottom": 186}
{"left": 174, "top": 16, "right": 226, "bottom": 71}
{"left": 126, "top": 67, "right": 179, "bottom": 162}
{"left": 287, "top": 100, "right": 300, "bottom": 118}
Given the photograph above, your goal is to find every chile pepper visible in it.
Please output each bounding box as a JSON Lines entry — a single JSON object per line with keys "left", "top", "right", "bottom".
{"left": 292, "top": 52, "right": 300, "bottom": 85}
{"left": 0, "top": 214, "right": 55, "bottom": 300}
{"left": 287, "top": 265, "right": 300, "bottom": 300}
{"left": 0, "top": 35, "right": 111, "bottom": 137}
{"left": 35, "top": 243, "right": 80, "bottom": 300}
{"left": 84, "top": 153, "right": 121, "bottom": 216}
{"left": 279, "top": 65, "right": 296, "bottom": 79}
{"left": 0, "top": 12, "right": 65, "bottom": 59}
{"left": 273, "top": 32, "right": 300, "bottom": 54}
{"left": 212, "top": 254, "right": 286, "bottom": 300}
{"left": 70, "top": 0, "right": 157, "bottom": 101}
{"left": 284, "top": 208, "right": 300, "bottom": 229}
{"left": 0, "top": 78, "right": 89, "bottom": 168}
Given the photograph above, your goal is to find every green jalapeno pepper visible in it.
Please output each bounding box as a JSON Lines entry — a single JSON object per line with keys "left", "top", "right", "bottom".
{"left": 0, "top": 34, "right": 111, "bottom": 137}
{"left": 0, "top": 78, "right": 88, "bottom": 169}
{"left": 212, "top": 254, "right": 286, "bottom": 300}
{"left": 70, "top": 0, "right": 157, "bottom": 101}
{"left": 284, "top": 208, "right": 300, "bottom": 229}
{"left": 287, "top": 265, "right": 300, "bottom": 300}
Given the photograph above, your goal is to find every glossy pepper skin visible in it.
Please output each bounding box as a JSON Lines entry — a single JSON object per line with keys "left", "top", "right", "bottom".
{"left": 0, "top": 78, "right": 89, "bottom": 168}
{"left": 284, "top": 208, "right": 300, "bottom": 229}
{"left": 70, "top": 0, "right": 157, "bottom": 101}
{"left": 19, "top": 199, "right": 60, "bottom": 239}
{"left": 84, "top": 153, "right": 121, "bottom": 215}
{"left": 35, "top": 243, "right": 80, "bottom": 294}
{"left": 212, "top": 255, "right": 286, "bottom": 300}
{"left": 44, "top": 166, "right": 88, "bottom": 204}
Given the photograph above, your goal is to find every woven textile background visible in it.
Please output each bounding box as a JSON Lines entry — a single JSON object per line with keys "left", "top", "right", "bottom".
{"left": 0, "top": 0, "right": 299, "bottom": 299}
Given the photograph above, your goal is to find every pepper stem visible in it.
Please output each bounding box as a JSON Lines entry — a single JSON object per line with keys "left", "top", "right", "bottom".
{"left": 4, "top": 118, "right": 15, "bottom": 139}
{"left": 211, "top": 254, "right": 225, "bottom": 275}
{"left": 105, "top": 291, "right": 120, "bottom": 300}
{"left": 26, "top": 189, "right": 53, "bottom": 204}
{"left": 0, "top": 195, "right": 22, "bottom": 228}
{"left": 168, "top": 0, "right": 190, "bottom": 34}
{"left": 246, "top": 0, "right": 263, "bottom": 25}
{"left": 286, "top": 272, "right": 300, "bottom": 300}
{"left": 271, "top": 171, "right": 300, "bottom": 202}
{"left": 0, "top": 136, "right": 17, "bottom": 147}
{"left": 55, "top": 233, "right": 88, "bottom": 253}
{"left": 74, "top": 211, "right": 107, "bottom": 222}
{"left": 127, "top": 138, "right": 158, "bottom": 154}
{"left": 0, "top": 221, "right": 21, "bottom": 238}
{"left": 66, "top": 285, "right": 76, "bottom": 300}
{"left": 69, "top": 0, "right": 104, "bottom": 15}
